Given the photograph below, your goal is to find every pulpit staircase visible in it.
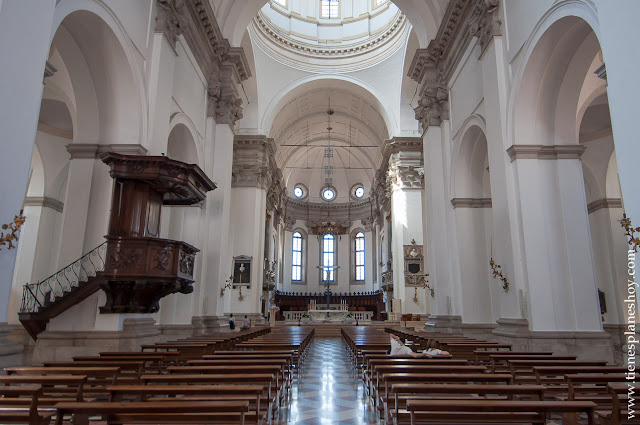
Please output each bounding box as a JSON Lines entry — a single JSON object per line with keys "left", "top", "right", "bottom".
{"left": 18, "top": 242, "right": 107, "bottom": 340}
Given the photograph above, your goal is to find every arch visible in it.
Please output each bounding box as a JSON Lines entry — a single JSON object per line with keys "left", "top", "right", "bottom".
{"left": 51, "top": 1, "right": 147, "bottom": 147}
{"left": 167, "top": 115, "right": 202, "bottom": 167}
{"left": 451, "top": 115, "right": 489, "bottom": 198}
{"left": 261, "top": 75, "right": 396, "bottom": 137}
{"left": 26, "top": 146, "right": 45, "bottom": 198}
{"left": 508, "top": 0, "right": 602, "bottom": 149}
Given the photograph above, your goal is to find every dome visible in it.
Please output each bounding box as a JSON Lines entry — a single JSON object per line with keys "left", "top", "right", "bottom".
{"left": 249, "top": 0, "right": 411, "bottom": 72}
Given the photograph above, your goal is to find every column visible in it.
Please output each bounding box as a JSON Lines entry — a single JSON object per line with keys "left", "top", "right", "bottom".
{"left": 194, "top": 120, "right": 235, "bottom": 332}
{"left": 0, "top": 0, "right": 56, "bottom": 325}
{"left": 480, "top": 37, "right": 526, "bottom": 327}
{"left": 387, "top": 139, "right": 425, "bottom": 314}
{"left": 596, "top": 0, "right": 640, "bottom": 221}
{"left": 228, "top": 135, "right": 278, "bottom": 321}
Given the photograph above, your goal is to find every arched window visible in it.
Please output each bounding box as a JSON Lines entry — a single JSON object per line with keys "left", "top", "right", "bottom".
{"left": 355, "top": 232, "right": 365, "bottom": 281}
{"left": 321, "top": 0, "right": 339, "bottom": 18}
{"left": 292, "top": 232, "right": 302, "bottom": 281}
{"left": 322, "top": 234, "right": 335, "bottom": 281}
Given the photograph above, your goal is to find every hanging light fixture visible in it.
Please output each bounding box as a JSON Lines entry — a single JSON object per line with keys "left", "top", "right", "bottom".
{"left": 311, "top": 99, "right": 348, "bottom": 237}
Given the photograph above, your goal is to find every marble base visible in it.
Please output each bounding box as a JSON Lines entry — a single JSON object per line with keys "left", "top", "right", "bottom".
{"left": 32, "top": 318, "right": 161, "bottom": 363}
{"left": 492, "top": 318, "right": 615, "bottom": 363}
{"left": 603, "top": 323, "right": 628, "bottom": 365}
{"left": 424, "top": 315, "right": 463, "bottom": 335}
{"left": 460, "top": 322, "right": 499, "bottom": 341}
{"left": 159, "top": 324, "right": 195, "bottom": 340}
{"left": 0, "top": 322, "right": 25, "bottom": 368}
{"left": 191, "top": 316, "right": 223, "bottom": 334}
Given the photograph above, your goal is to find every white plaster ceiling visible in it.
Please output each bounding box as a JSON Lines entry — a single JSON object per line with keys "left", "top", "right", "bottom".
{"left": 270, "top": 82, "right": 389, "bottom": 204}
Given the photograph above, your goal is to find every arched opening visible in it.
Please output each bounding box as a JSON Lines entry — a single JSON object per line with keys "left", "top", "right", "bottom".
{"left": 452, "top": 124, "right": 494, "bottom": 323}
{"left": 511, "top": 12, "right": 616, "bottom": 335}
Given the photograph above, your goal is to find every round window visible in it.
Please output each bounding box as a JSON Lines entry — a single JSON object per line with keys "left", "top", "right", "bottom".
{"left": 294, "top": 186, "right": 304, "bottom": 198}
{"left": 354, "top": 186, "right": 365, "bottom": 198}
{"left": 322, "top": 188, "right": 335, "bottom": 201}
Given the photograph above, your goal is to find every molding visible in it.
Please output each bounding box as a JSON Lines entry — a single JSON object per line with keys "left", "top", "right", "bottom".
{"left": 579, "top": 127, "right": 612, "bottom": 143}
{"left": 23, "top": 197, "right": 64, "bottom": 213}
{"left": 506, "top": 145, "right": 586, "bottom": 162}
{"left": 451, "top": 198, "right": 492, "bottom": 208}
{"left": 43, "top": 60, "right": 57, "bottom": 82}
{"left": 408, "top": 0, "right": 501, "bottom": 130}
{"left": 155, "top": 0, "right": 250, "bottom": 125}
{"left": 38, "top": 122, "right": 72, "bottom": 140}
{"left": 66, "top": 144, "right": 148, "bottom": 159}
{"left": 587, "top": 198, "right": 622, "bottom": 214}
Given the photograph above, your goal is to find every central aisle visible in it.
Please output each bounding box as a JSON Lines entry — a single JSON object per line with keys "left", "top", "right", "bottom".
{"left": 276, "top": 337, "right": 380, "bottom": 425}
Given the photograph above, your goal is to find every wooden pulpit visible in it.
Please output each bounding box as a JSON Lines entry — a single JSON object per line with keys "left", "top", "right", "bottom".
{"left": 100, "top": 153, "right": 216, "bottom": 313}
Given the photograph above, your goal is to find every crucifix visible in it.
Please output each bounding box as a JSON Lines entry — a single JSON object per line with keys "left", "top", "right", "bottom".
{"left": 317, "top": 265, "right": 340, "bottom": 312}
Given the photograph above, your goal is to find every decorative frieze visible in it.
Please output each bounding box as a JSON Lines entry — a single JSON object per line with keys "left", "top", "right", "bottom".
{"left": 587, "top": 198, "right": 622, "bottom": 214}
{"left": 23, "top": 197, "right": 64, "bottom": 213}
{"left": 451, "top": 198, "right": 492, "bottom": 208}
{"left": 506, "top": 145, "right": 586, "bottom": 162}
{"left": 66, "top": 144, "right": 148, "bottom": 159}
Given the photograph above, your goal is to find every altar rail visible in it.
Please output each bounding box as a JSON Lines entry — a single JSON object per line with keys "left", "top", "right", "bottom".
{"left": 275, "top": 290, "right": 384, "bottom": 321}
{"left": 283, "top": 311, "right": 374, "bottom": 322}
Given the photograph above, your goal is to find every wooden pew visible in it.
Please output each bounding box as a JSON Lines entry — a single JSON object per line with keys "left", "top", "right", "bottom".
{"left": 0, "top": 375, "right": 88, "bottom": 402}
{"left": 597, "top": 383, "right": 640, "bottom": 425}
{"left": 405, "top": 399, "right": 597, "bottom": 425}
{"left": 108, "top": 385, "right": 266, "bottom": 424}
{"left": 54, "top": 400, "right": 250, "bottom": 425}
{"left": 389, "top": 384, "right": 547, "bottom": 424}
{"left": 0, "top": 386, "right": 55, "bottom": 425}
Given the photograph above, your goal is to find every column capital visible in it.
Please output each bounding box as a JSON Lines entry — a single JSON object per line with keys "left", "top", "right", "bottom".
{"left": 468, "top": 0, "right": 502, "bottom": 55}
{"left": 156, "top": 0, "right": 251, "bottom": 125}
{"left": 232, "top": 135, "right": 280, "bottom": 190}
{"left": 155, "top": 0, "right": 189, "bottom": 50}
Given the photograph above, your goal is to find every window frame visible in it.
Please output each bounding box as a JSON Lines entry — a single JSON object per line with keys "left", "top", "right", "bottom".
{"left": 290, "top": 228, "right": 307, "bottom": 284}
{"left": 320, "top": 0, "right": 340, "bottom": 19}
{"left": 320, "top": 233, "right": 337, "bottom": 283}
{"left": 350, "top": 228, "right": 367, "bottom": 284}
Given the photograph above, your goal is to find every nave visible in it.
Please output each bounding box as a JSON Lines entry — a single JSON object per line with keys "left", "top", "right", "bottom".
{"left": 275, "top": 337, "right": 379, "bottom": 425}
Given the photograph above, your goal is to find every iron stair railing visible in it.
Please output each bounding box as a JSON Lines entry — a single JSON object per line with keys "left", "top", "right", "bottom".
{"left": 20, "top": 242, "right": 107, "bottom": 314}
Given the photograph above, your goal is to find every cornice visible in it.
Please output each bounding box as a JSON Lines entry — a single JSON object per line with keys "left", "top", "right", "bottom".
{"left": 587, "top": 198, "right": 622, "bottom": 214}
{"left": 408, "top": 0, "right": 501, "bottom": 130}
{"left": 451, "top": 198, "right": 492, "bottom": 208}
{"left": 253, "top": 10, "right": 407, "bottom": 58}
{"left": 506, "top": 145, "right": 586, "bottom": 162}
{"left": 155, "top": 0, "right": 250, "bottom": 126}
{"left": 66, "top": 144, "right": 148, "bottom": 159}
{"left": 23, "top": 196, "right": 64, "bottom": 213}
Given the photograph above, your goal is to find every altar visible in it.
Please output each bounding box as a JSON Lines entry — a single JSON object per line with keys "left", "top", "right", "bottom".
{"left": 308, "top": 309, "right": 348, "bottom": 322}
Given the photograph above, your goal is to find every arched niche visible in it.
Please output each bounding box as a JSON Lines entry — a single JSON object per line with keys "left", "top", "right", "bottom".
{"left": 167, "top": 122, "right": 200, "bottom": 166}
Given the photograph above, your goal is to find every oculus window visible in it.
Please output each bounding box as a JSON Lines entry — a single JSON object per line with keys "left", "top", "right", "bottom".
{"left": 322, "top": 187, "right": 336, "bottom": 201}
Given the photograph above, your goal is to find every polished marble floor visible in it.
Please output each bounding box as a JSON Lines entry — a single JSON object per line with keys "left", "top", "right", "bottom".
{"left": 274, "top": 337, "right": 380, "bottom": 425}
{"left": 274, "top": 336, "right": 576, "bottom": 425}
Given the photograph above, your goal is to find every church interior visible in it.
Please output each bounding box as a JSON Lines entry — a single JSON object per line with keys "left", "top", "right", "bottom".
{"left": 0, "top": 0, "right": 639, "bottom": 423}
